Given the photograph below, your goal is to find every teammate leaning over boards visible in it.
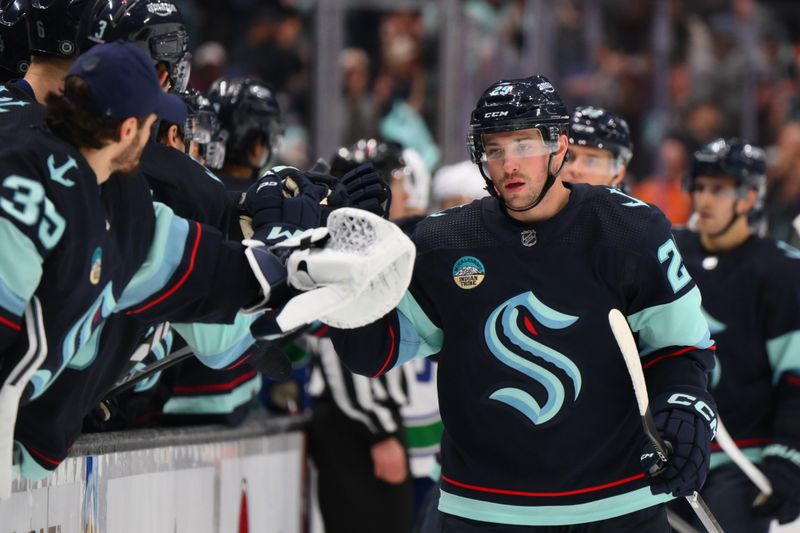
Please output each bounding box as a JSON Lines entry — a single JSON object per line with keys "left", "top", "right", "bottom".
{"left": 670, "top": 139, "right": 800, "bottom": 532}
{"left": 562, "top": 106, "right": 633, "bottom": 189}
{"left": 2, "top": 0, "right": 282, "bottom": 475}
{"left": 0, "top": 42, "right": 358, "bottom": 481}
{"left": 326, "top": 75, "right": 717, "bottom": 531}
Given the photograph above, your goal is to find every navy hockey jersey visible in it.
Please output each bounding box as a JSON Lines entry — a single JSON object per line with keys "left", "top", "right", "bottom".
{"left": 331, "top": 183, "right": 715, "bottom": 526}
{"left": 674, "top": 229, "right": 800, "bottom": 467}
{"left": 0, "top": 80, "right": 45, "bottom": 129}
{"left": 10, "top": 138, "right": 262, "bottom": 477}
{"left": 0, "top": 125, "right": 262, "bottom": 474}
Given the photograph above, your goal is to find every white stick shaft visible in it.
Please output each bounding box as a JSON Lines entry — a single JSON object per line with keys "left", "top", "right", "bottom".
{"left": 714, "top": 418, "right": 772, "bottom": 495}
{"left": 608, "top": 309, "right": 649, "bottom": 416}
{"left": 608, "top": 308, "right": 725, "bottom": 533}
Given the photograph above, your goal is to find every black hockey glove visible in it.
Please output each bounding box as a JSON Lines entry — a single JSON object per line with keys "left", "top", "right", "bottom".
{"left": 340, "top": 163, "right": 392, "bottom": 218}
{"left": 243, "top": 166, "right": 328, "bottom": 244}
{"left": 753, "top": 443, "right": 800, "bottom": 524}
{"left": 641, "top": 394, "right": 716, "bottom": 497}
{"left": 301, "top": 171, "right": 349, "bottom": 224}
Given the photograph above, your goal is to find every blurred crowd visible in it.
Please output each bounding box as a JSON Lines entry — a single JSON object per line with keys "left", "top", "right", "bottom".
{"left": 177, "top": 0, "right": 800, "bottom": 241}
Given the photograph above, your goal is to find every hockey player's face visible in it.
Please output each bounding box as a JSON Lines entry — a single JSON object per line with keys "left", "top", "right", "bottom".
{"left": 482, "top": 129, "right": 554, "bottom": 209}
{"left": 562, "top": 146, "right": 621, "bottom": 187}
{"left": 112, "top": 114, "right": 157, "bottom": 175}
{"left": 691, "top": 176, "right": 739, "bottom": 234}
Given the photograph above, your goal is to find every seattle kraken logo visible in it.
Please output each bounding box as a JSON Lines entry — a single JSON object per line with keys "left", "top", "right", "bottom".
{"left": 484, "top": 291, "right": 581, "bottom": 425}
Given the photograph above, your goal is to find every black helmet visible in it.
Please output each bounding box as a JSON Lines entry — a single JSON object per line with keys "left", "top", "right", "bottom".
{"left": 26, "top": 0, "right": 92, "bottom": 58}
{"left": 330, "top": 138, "right": 406, "bottom": 182}
{"left": 78, "top": 0, "right": 190, "bottom": 91}
{"left": 689, "top": 138, "right": 768, "bottom": 232}
{"left": 569, "top": 106, "right": 633, "bottom": 167}
{"left": 689, "top": 138, "right": 766, "bottom": 191}
{"left": 206, "top": 77, "right": 282, "bottom": 169}
{"left": 467, "top": 75, "right": 569, "bottom": 165}
{"left": 467, "top": 75, "right": 569, "bottom": 207}
{"left": 0, "top": 0, "right": 29, "bottom": 78}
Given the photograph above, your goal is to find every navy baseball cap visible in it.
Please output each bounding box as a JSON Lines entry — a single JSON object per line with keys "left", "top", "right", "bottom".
{"left": 64, "top": 41, "right": 187, "bottom": 124}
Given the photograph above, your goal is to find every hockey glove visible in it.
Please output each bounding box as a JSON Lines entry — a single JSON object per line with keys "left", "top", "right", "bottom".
{"left": 251, "top": 208, "right": 415, "bottom": 335}
{"left": 642, "top": 393, "right": 716, "bottom": 497}
{"left": 242, "top": 166, "right": 328, "bottom": 244}
{"left": 340, "top": 163, "right": 392, "bottom": 218}
{"left": 753, "top": 443, "right": 800, "bottom": 524}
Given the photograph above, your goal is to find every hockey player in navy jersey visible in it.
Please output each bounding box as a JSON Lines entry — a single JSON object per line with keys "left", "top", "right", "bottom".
{"left": 562, "top": 106, "right": 633, "bottom": 189}
{"left": 4, "top": 0, "right": 266, "bottom": 472}
{"left": 671, "top": 139, "right": 800, "bottom": 532}
{"left": 0, "top": 42, "right": 342, "bottom": 481}
{"left": 206, "top": 76, "right": 284, "bottom": 193}
{"left": 328, "top": 75, "right": 717, "bottom": 531}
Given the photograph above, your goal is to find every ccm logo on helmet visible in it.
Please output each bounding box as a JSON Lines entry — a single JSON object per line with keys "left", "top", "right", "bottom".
{"left": 484, "top": 111, "right": 509, "bottom": 118}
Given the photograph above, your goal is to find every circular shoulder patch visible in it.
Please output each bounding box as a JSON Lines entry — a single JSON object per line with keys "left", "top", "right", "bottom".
{"left": 452, "top": 256, "right": 485, "bottom": 290}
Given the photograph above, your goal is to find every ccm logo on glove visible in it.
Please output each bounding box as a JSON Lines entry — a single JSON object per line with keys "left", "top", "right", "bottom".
{"left": 667, "top": 393, "right": 718, "bottom": 436}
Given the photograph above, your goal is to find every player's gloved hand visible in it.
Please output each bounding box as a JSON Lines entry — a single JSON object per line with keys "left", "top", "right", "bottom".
{"left": 298, "top": 170, "right": 349, "bottom": 224}
{"left": 340, "top": 163, "right": 392, "bottom": 218}
{"left": 641, "top": 396, "right": 715, "bottom": 497}
{"left": 243, "top": 166, "right": 328, "bottom": 244}
{"left": 753, "top": 443, "right": 800, "bottom": 524}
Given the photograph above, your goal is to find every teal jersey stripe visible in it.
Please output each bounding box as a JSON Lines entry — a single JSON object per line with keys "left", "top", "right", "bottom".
{"left": 117, "top": 202, "right": 189, "bottom": 311}
{"left": 15, "top": 441, "right": 57, "bottom": 481}
{"left": 766, "top": 330, "right": 800, "bottom": 384}
{"left": 710, "top": 448, "right": 763, "bottom": 470}
{"left": 439, "top": 487, "right": 673, "bottom": 526}
{"left": 163, "top": 375, "right": 261, "bottom": 415}
{"left": 395, "top": 291, "right": 444, "bottom": 365}
{"left": 0, "top": 218, "right": 43, "bottom": 313}
{"left": 0, "top": 275, "right": 25, "bottom": 316}
{"left": 627, "top": 286, "right": 713, "bottom": 356}
{"left": 173, "top": 313, "right": 258, "bottom": 370}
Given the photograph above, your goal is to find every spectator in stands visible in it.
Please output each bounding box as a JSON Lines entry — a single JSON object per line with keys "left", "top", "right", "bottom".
{"left": 632, "top": 134, "right": 693, "bottom": 225}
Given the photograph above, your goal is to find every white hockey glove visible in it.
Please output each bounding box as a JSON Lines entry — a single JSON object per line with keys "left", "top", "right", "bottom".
{"left": 251, "top": 208, "right": 415, "bottom": 335}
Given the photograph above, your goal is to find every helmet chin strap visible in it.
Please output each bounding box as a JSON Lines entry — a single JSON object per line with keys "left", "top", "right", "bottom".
{"left": 707, "top": 209, "right": 742, "bottom": 239}
{"left": 504, "top": 152, "right": 566, "bottom": 213}
{"left": 707, "top": 189, "right": 747, "bottom": 239}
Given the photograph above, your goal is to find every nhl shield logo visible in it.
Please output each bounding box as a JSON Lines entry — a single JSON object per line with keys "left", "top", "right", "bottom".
{"left": 521, "top": 229, "right": 537, "bottom": 247}
{"left": 90, "top": 247, "right": 103, "bottom": 285}
{"left": 452, "top": 256, "right": 485, "bottom": 290}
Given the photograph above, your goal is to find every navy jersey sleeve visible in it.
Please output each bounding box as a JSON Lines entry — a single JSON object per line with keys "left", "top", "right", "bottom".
{"left": 0, "top": 149, "right": 66, "bottom": 351}
{"left": 760, "top": 242, "right": 800, "bottom": 442}
{"left": 330, "top": 231, "right": 444, "bottom": 378}
{"left": 623, "top": 210, "right": 716, "bottom": 406}
{"left": 115, "top": 202, "right": 260, "bottom": 325}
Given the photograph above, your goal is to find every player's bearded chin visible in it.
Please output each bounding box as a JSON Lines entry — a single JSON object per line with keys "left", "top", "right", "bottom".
{"left": 112, "top": 129, "right": 146, "bottom": 175}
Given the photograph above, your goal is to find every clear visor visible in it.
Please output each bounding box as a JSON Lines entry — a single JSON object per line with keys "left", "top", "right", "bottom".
{"left": 480, "top": 129, "right": 559, "bottom": 164}
{"left": 204, "top": 135, "right": 227, "bottom": 170}
{"left": 168, "top": 51, "right": 192, "bottom": 93}
{"left": 564, "top": 148, "right": 622, "bottom": 175}
{"left": 184, "top": 110, "right": 219, "bottom": 145}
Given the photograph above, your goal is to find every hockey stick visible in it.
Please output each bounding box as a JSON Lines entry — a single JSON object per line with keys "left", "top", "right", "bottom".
{"left": 667, "top": 509, "right": 701, "bottom": 533}
{"left": 608, "top": 309, "right": 724, "bottom": 533}
{"left": 714, "top": 418, "right": 772, "bottom": 506}
{"left": 103, "top": 327, "right": 305, "bottom": 400}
